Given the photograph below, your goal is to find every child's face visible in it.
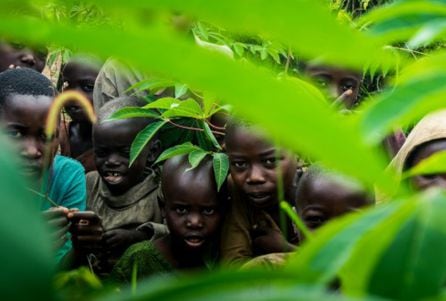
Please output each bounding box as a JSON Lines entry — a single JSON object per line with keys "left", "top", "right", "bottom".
{"left": 304, "top": 65, "right": 361, "bottom": 109}
{"left": 226, "top": 126, "right": 296, "bottom": 208}
{"left": 297, "top": 176, "right": 371, "bottom": 230}
{"left": 0, "top": 42, "right": 47, "bottom": 72}
{"left": 93, "top": 119, "right": 156, "bottom": 195}
{"left": 163, "top": 175, "right": 222, "bottom": 252}
{"left": 408, "top": 139, "right": 446, "bottom": 191}
{"left": 62, "top": 61, "right": 99, "bottom": 123}
{"left": 1, "top": 94, "right": 58, "bottom": 179}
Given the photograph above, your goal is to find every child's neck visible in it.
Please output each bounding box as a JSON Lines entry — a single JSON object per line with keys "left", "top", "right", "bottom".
{"left": 156, "top": 235, "right": 208, "bottom": 270}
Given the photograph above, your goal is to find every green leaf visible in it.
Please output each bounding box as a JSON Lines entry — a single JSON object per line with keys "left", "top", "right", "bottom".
{"left": 203, "top": 121, "right": 222, "bottom": 151}
{"left": 407, "top": 20, "right": 446, "bottom": 49}
{"left": 175, "top": 84, "right": 189, "bottom": 99}
{"left": 365, "top": 190, "right": 446, "bottom": 300}
{"left": 162, "top": 98, "right": 204, "bottom": 119}
{"left": 187, "top": 149, "right": 209, "bottom": 171}
{"left": 130, "top": 120, "right": 167, "bottom": 166}
{"left": 108, "top": 107, "right": 160, "bottom": 120}
{"left": 212, "top": 152, "right": 229, "bottom": 191}
{"left": 404, "top": 150, "right": 446, "bottom": 178}
{"left": 155, "top": 142, "right": 200, "bottom": 164}
{"left": 143, "top": 97, "right": 181, "bottom": 110}
{"left": 127, "top": 78, "right": 175, "bottom": 94}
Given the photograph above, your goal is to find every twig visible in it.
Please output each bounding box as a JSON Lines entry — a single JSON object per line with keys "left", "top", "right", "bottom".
{"left": 167, "top": 119, "right": 225, "bottom": 136}
{"left": 28, "top": 187, "right": 59, "bottom": 207}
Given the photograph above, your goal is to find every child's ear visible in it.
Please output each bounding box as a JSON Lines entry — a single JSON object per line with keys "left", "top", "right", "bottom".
{"left": 147, "top": 139, "right": 162, "bottom": 164}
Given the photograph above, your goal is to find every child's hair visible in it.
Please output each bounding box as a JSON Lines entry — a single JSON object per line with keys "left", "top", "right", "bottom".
{"left": 296, "top": 165, "right": 374, "bottom": 205}
{"left": 0, "top": 68, "right": 55, "bottom": 111}
{"left": 160, "top": 154, "right": 228, "bottom": 210}
{"left": 57, "top": 55, "right": 103, "bottom": 91}
{"left": 96, "top": 96, "right": 147, "bottom": 123}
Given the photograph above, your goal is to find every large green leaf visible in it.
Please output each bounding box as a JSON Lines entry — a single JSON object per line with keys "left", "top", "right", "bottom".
{"left": 130, "top": 120, "right": 167, "bottom": 166}
{"left": 0, "top": 13, "right": 398, "bottom": 193}
{"left": 0, "top": 135, "right": 55, "bottom": 300}
{"left": 162, "top": 98, "right": 204, "bottom": 119}
{"left": 286, "top": 200, "right": 413, "bottom": 285}
{"left": 364, "top": 190, "right": 446, "bottom": 300}
{"left": 96, "top": 269, "right": 375, "bottom": 301}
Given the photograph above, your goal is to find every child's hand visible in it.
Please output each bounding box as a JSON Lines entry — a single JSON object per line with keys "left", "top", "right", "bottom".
{"left": 103, "top": 228, "right": 147, "bottom": 251}
{"left": 43, "top": 207, "right": 70, "bottom": 250}
{"left": 69, "top": 211, "right": 104, "bottom": 253}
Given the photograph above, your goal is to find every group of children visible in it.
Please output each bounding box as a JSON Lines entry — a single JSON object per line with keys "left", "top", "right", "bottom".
{"left": 1, "top": 39, "right": 446, "bottom": 285}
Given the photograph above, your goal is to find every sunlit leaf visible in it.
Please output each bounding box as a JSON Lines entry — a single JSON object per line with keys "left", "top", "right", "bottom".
{"left": 162, "top": 98, "right": 204, "bottom": 119}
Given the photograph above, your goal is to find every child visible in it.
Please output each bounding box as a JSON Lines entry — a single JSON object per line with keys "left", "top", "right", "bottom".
{"left": 0, "top": 40, "right": 47, "bottom": 72}
{"left": 303, "top": 63, "right": 362, "bottom": 110}
{"left": 0, "top": 68, "right": 86, "bottom": 262}
{"left": 58, "top": 56, "right": 102, "bottom": 172}
{"left": 295, "top": 166, "right": 373, "bottom": 231}
{"left": 391, "top": 109, "right": 446, "bottom": 191}
{"left": 221, "top": 121, "right": 299, "bottom": 265}
{"left": 70, "top": 97, "right": 167, "bottom": 274}
{"left": 111, "top": 155, "right": 226, "bottom": 283}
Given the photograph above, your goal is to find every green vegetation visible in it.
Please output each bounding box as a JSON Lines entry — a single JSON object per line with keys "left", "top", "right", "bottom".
{"left": 3, "top": 0, "right": 446, "bottom": 300}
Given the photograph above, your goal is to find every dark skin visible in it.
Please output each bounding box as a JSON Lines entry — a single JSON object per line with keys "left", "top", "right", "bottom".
{"left": 406, "top": 139, "right": 446, "bottom": 191}
{"left": 297, "top": 173, "right": 372, "bottom": 231}
{"left": 0, "top": 94, "right": 74, "bottom": 251}
{"left": 61, "top": 60, "right": 100, "bottom": 158}
{"left": 0, "top": 41, "right": 47, "bottom": 72}
{"left": 225, "top": 125, "right": 298, "bottom": 253}
{"left": 304, "top": 64, "right": 362, "bottom": 109}
{"left": 71, "top": 118, "right": 161, "bottom": 266}
{"left": 156, "top": 156, "right": 222, "bottom": 269}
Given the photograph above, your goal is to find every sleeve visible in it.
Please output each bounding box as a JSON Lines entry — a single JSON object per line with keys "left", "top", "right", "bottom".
{"left": 220, "top": 200, "right": 254, "bottom": 266}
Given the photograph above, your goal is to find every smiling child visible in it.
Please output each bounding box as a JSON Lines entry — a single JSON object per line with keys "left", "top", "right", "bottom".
{"left": 70, "top": 96, "right": 167, "bottom": 274}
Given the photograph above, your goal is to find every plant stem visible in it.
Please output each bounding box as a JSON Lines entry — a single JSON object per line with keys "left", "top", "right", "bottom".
{"left": 167, "top": 119, "right": 225, "bottom": 136}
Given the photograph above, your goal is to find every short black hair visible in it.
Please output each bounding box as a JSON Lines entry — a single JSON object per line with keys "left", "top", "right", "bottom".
{"left": 0, "top": 68, "right": 55, "bottom": 111}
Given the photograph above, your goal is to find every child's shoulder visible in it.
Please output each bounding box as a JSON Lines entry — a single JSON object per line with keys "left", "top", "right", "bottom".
{"left": 53, "top": 155, "right": 85, "bottom": 174}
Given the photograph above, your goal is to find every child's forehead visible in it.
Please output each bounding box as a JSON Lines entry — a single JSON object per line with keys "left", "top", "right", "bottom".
{"left": 5, "top": 94, "right": 52, "bottom": 111}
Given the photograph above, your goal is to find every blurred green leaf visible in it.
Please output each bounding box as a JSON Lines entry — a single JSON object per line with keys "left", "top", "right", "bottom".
{"left": 155, "top": 142, "right": 200, "bottom": 164}
{"left": 0, "top": 135, "right": 55, "bottom": 301}
{"left": 365, "top": 190, "right": 446, "bottom": 300}
{"left": 212, "top": 152, "right": 229, "bottom": 191}
{"left": 403, "top": 150, "right": 446, "bottom": 178}
{"left": 175, "top": 84, "right": 189, "bottom": 99}
{"left": 202, "top": 121, "right": 221, "bottom": 151}
{"left": 108, "top": 107, "right": 160, "bottom": 120}
{"left": 130, "top": 120, "right": 167, "bottom": 166}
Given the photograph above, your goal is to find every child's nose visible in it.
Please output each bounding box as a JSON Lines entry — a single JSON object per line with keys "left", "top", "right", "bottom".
{"left": 105, "top": 153, "right": 121, "bottom": 166}
{"left": 186, "top": 213, "right": 204, "bottom": 229}
{"left": 21, "top": 139, "right": 43, "bottom": 159}
{"left": 247, "top": 164, "right": 266, "bottom": 184}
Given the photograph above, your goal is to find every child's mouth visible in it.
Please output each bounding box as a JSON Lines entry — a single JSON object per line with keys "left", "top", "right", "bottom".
{"left": 184, "top": 236, "right": 205, "bottom": 248}
{"left": 247, "top": 192, "right": 272, "bottom": 204}
{"left": 103, "top": 171, "right": 124, "bottom": 184}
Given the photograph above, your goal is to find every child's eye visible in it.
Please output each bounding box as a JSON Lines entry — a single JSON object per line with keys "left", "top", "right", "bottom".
{"left": 95, "top": 148, "right": 108, "bottom": 157}
{"left": 232, "top": 161, "right": 248, "bottom": 169}
{"left": 263, "top": 157, "right": 278, "bottom": 168}
{"left": 202, "top": 208, "right": 216, "bottom": 216}
{"left": 120, "top": 147, "right": 131, "bottom": 157}
{"left": 81, "top": 82, "right": 95, "bottom": 93}
{"left": 6, "top": 129, "right": 22, "bottom": 139}
{"left": 304, "top": 214, "right": 326, "bottom": 229}
{"left": 175, "top": 207, "right": 188, "bottom": 215}
{"left": 341, "top": 80, "right": 357, "bottom": 92}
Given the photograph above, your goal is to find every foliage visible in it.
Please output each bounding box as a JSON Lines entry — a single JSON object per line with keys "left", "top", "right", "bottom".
{"left": 3, "top": 0, "right": 446, "bottom": 300}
